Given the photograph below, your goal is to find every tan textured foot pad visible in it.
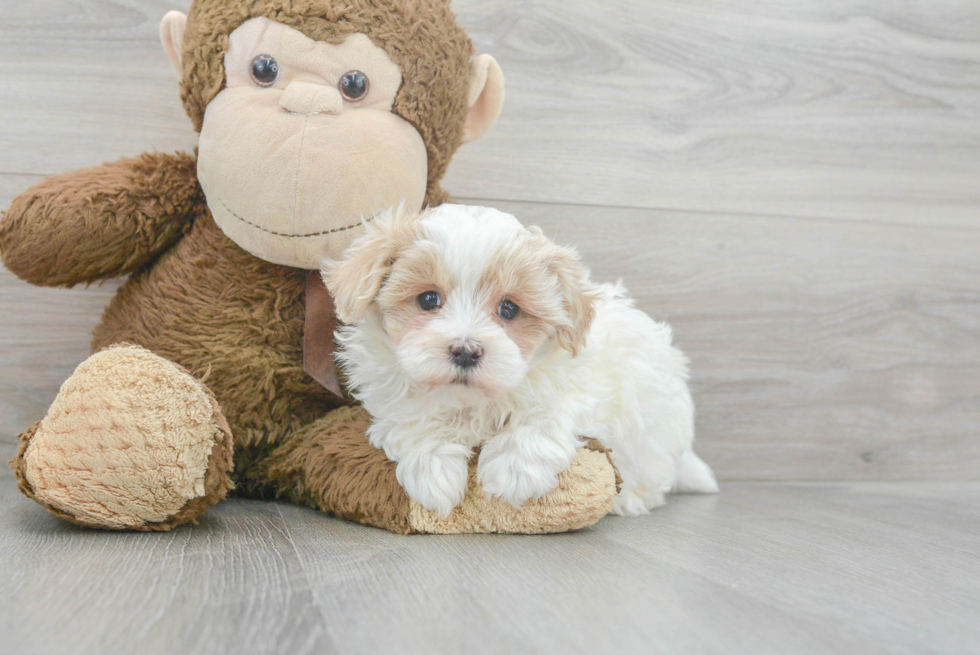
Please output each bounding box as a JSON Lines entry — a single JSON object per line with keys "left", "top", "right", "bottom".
{"left": 408, "top": 446, "right": 617, "bottom": 534}
{"left": 15, "top": 344, "right": 234, "bottom": 531}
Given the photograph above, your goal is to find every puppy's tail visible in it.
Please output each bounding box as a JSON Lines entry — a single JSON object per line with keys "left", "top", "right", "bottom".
{"left": 675, "top": 450, "right": 719, "bottom": 494}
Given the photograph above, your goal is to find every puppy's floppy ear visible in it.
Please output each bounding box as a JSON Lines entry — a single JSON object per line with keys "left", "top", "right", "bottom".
{"left": 533, "top": 229, "right": 599, "bottom": 357}
{"left": 322, "top": 205, "right": 420, "bottom": 324}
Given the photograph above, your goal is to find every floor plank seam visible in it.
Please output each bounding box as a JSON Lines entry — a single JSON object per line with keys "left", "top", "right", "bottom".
{"left": 453, "top": 195, "right": 980, "bottom": 233}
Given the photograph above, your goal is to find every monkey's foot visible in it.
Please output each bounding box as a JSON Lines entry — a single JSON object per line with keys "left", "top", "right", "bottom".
{"left": 408, "top": 440, "right": 619, "bottom": 534}
{"left": 11, "top": 344, "right": 234, "bottom": 530}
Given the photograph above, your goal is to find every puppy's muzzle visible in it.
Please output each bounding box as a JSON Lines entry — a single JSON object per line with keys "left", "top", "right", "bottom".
{"left": 449, "top": 341, "right": 484, "bottom": 370}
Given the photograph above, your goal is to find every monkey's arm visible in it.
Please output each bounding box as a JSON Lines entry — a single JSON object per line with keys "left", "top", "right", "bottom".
{"left": 0, "top": 152, "right": 200, "bottom": 287}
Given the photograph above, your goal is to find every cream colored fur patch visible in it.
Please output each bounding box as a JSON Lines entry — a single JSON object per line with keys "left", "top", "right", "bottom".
{"left": 24, "top": 345, "right": 219, "bottom": 528}
{"left": 408, "top": 448, "right": 616, "bottom": 534}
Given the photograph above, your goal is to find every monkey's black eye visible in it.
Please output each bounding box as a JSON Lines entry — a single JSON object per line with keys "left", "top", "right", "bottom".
{"left": 498, "top": 299, "right": 520, "bottom": 321}
{"left": 417, "top": 291, "right": 442, "bottom": 312}
{"left": 339, "top": 70, "right": 369, "bottom": 101}
{"left": 250, "top": 54, "right": 280, "bottom": 87}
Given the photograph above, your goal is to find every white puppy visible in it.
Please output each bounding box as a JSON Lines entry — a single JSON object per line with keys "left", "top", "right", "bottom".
{"left": 323, "top": 204, "right": 718, "bottom": 518}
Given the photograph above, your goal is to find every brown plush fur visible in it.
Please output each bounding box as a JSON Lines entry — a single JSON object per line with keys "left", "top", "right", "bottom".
{"left": 91, "top": 184, "right": 342, "bottom": 452}
{"left": 181, "top": 0, "right": 473, "bottom": 205}
{"left": 86, "top": 192, "right": 422, "bottom": 532}
{"left": 0, "top": 152, "right": 201, "bottom": 287}
{"left": 261, "top": 405, "right": 414, "bottom": 533}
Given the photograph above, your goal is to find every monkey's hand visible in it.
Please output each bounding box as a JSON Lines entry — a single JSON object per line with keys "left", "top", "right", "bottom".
{"left": 0, "top": 152, "right": 200, "bottom": 287}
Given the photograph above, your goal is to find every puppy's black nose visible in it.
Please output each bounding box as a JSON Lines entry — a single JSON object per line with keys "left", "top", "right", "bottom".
{"left": 449, "top": 343, "right": 484, "bottom": 370}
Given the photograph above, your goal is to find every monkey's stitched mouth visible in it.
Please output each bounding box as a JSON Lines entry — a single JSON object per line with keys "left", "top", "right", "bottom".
{"left": 217, "top": 196, "right": 377, "bottom": 238}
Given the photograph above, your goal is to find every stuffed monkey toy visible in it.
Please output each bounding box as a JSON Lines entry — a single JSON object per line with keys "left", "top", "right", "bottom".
{"left": 0, "top": 0, "right": 617, "bottom": 534}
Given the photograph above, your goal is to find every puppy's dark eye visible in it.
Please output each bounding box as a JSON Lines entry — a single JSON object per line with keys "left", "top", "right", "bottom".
{"left": 250, "top": 54, "right": 280, "bottom": 87}
{"left": 417, "top": 291, "right": 442, "bottom": 311}
{"left": 498, "top": 299, "right": 520, "bottom": 321}
{"left": 339, "top": 70, "right": 369, "bottom": 101}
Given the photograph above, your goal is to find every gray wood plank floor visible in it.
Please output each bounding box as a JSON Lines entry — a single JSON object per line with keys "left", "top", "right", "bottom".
{"left": 2, "top": 477, "right": 978, "bottom": 655}
{"left": 1, "top": 1, "right": 979, "bottom": 653}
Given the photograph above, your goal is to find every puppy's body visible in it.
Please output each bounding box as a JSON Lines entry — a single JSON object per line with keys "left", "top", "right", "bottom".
{"left": 327, "top": 205, "right": 717, "bottom": 517}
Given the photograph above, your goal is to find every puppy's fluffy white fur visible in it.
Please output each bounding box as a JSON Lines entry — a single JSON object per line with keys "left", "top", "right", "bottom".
{"left": 323, "top": 204, "right": 717, "bottom": 518}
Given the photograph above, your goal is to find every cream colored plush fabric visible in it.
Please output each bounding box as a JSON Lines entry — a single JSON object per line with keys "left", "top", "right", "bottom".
{"left": 23, "top": 345, "right": 222, "bottom": 529}
{"left": 408, "top": 448, "right": 617, "bottom": 534}
{"left": 196, "top": 18, "right": 429, "bottom": 269}
{"left": 462, "top": 54, "right": 505, "bottom": 144}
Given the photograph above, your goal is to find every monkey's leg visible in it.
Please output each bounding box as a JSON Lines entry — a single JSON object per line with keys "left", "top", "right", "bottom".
{"left": 10, "top": 344, "right": 234, "bottom": 530}
{"left": 261, "top": 406, "right": 618, "bottom": 534}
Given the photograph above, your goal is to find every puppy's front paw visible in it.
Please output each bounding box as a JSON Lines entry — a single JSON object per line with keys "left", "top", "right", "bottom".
{"left": 478, "top": 431, "right": 570, "bottom": 507}
{"left": 396, "top": 446, "right": 470, "bottom": 518}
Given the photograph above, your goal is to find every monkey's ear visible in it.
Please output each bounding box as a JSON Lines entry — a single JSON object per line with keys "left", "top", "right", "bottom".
{"left": 160, "top": 11, "right": 188, "bottom": 77}
{"left": 322, "top": 205, "right": 420, "bottom": 324}
{"left": 462, "top": 55, "right": 505, "bottom": 144}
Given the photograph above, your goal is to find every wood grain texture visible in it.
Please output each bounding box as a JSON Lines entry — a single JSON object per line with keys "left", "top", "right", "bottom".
{"left": 0, "top": 1, "right": 196, "bottom": 177}
{"left": 0, "top": 488, "right": 336, "bottom": 655}
{"left": 2, "top": 477, "right": 977, "bottom": 654}
{"left": 1, "top": 1, "right": 978, "bottom": 226}
{"left": 453, "top": 0, "right": 980, "bottom": 225}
